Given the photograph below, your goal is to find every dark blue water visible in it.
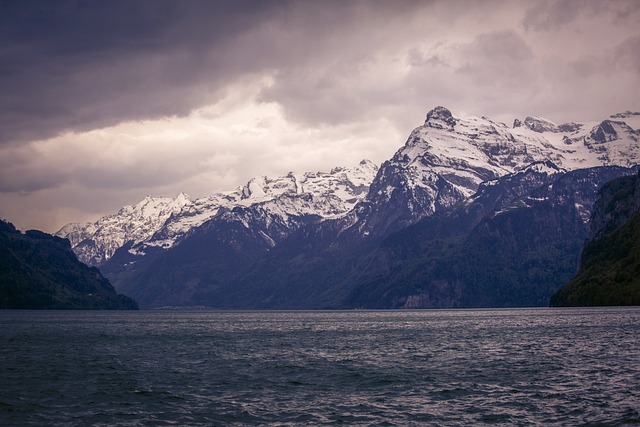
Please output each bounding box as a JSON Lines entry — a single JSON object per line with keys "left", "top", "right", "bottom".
{"left": 1, "top": 308, "right": 639, "bottom": 426}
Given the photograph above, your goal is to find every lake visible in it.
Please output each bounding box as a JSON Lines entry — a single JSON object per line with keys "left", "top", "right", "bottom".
{"left": 1, "top": 308, "right": 639, "bottom": 426}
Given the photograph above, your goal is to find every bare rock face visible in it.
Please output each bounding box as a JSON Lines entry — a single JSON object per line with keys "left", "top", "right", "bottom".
{"left": 524, "top": 116, "right": 560, "bottom": 133}
{"left": 590, "top": 120, "right": 620, "bottom": 144}
{"left": 587, "top": 171, "right": 640, "bottom": 241}
{"left": 425, "top": 106, "right": 457, "bottom": 130}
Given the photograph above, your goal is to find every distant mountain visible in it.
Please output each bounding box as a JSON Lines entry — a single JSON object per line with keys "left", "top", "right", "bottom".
{"left": 56, "top": 107, "right": 640, "bottom": 309}
{"left": 58, "top": 160, "right": 378, "bottom": 266}
{"left": 550, "top": 172, "right": 640, "bottom": 306}
{"left": 0, "top": 220, "right": 138, "bottom": 309}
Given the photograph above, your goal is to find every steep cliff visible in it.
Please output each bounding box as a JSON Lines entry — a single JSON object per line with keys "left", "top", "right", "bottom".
{"left": 550, "top": 172, "right": 640, "bottom": 306}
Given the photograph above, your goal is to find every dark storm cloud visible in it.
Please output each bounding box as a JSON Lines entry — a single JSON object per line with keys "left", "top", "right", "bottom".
{"left": 0, "top": 0, "right": 286, "bottom": 144}
{"left": 455, "top": 30, "right": 535, "bottom": 87}
{"left": 522, "top": 0, "right": 640, "bottom": 31}
{"left": 1, "top": 0, "right": 639, "bottom": 233}
{"left": 2, "top": 0, "right": 638, "bottom": 147}
{"left": 0, "top": 0, "right": 434, "bottom": 145}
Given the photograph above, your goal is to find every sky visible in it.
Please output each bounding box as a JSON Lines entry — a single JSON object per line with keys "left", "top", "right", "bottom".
{"left": 1, "top": 0, "right": 639, "bottom": 233}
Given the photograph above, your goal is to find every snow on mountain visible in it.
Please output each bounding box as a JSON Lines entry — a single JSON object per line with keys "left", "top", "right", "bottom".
{"left": 610, "top": 111, "right": 640, "bottom": 129}
{"left": 57, "top": 160, "right": 378, "bottom": 265}
{"left": 345, "top": 107, "right": 640, "bottom": 237}
{"left": 56, "top": 194, "right": 192, "bottom": 265}
{"left": 401, "top": 108, "right": 637, "bottom": 196}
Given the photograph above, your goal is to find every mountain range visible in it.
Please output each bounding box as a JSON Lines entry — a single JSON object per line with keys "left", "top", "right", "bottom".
{"left": 57, "top": 160, "right": 378, "bottom": 266}
{"left": 57, "top": 107, "right": 640, "bottom": 308}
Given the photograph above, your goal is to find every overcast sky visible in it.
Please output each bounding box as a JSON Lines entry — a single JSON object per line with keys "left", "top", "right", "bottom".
{"left": 1, "top": 0, "right": 639, "bottom": 233}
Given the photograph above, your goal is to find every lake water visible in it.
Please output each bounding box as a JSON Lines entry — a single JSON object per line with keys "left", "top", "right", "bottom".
{"left": 1, "top": 308, "right": 639, "bottom": 426}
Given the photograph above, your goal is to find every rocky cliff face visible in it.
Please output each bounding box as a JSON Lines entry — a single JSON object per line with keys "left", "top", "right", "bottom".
{"left": 550, "top": 172, "right": 640, "bottom": 306}
{"left": 587, "top": 172, "right": 640, "bottom": 240}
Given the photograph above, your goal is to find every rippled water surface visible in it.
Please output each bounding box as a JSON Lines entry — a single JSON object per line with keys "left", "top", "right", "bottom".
{"left": 1, "top": 308, "right": 639, "bottom": 426}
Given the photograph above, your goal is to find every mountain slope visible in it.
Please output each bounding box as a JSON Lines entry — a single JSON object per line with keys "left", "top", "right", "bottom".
{"left": 57, "top": 193, "right": 192, "bottom": 266}
{"left": 102, "top": 198, "right": 339, "bottom": 308}
{"left": 0, "top": 220, "right": 138, "bottom": 309}
{"left": 346, "top": 167, "right": 635, "bottom": 308}
{"left": 550, "top": 172, "right": 640, "bottom": 306}
{"left": 217, "top": 166, "right": 633, "bottom": 309}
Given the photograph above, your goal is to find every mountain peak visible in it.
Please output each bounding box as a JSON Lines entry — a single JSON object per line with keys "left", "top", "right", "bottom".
{"left": 425, "top": 106, "right": 457, "bottom": 130}
{"left": 175, "top": 192, "right": 191, "bottom": 202}
{"left": 523, "top": 116, "right": 559, "bottom": 133}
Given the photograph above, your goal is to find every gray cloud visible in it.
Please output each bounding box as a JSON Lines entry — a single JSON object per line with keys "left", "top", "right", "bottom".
{"left": 522, "top": 0, "right": 587, "bottom": 30}
{"left": 614, "top": 36, "right": 640, "bottom": 74}
{"left": 0, "top": 0, "right": 436, "bottom": 145}
{"left": 1, "top": 0, "right": 639, "bottom": 232}
{"left": 522, "top": 0, "right": 640, "bottom": 31}
{"left": 0, "top": 0, "right": 285, "bottom": 144}
{"left": 455, "top": 31, "right": 535, "bottom": 88}
{"left": 3, "top": 0, "right": 634, "bottom": 145}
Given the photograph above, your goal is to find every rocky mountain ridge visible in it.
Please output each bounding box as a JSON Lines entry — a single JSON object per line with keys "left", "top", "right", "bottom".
{"left": 59, "top": 108, "right": 640, "bottom": 267}
{"left": 308, "top": 107, "right": 640, "bottom": 242}
{"left": 58, "top": 160, "right": 378, "bottom": 266}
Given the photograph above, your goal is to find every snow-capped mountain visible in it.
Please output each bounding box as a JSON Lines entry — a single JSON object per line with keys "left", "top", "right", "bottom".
{"left": 56, "top": 193, "right": 191, "bottom": 266}
{"left": 57, "top": 160, "right": 378, "bottom": 266}
{"left": 343, "top": 106, "right": 640, "bottom": 237}
{"left": 59, "top": 107, "right": 640, "bottom": 267}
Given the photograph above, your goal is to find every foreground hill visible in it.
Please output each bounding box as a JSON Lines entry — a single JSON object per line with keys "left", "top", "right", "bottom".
{"left": 551, "top": 172, "right": 640, "bottom": 306}
{"left": 0, "top": 220, "right": 138, "bottom": 309}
